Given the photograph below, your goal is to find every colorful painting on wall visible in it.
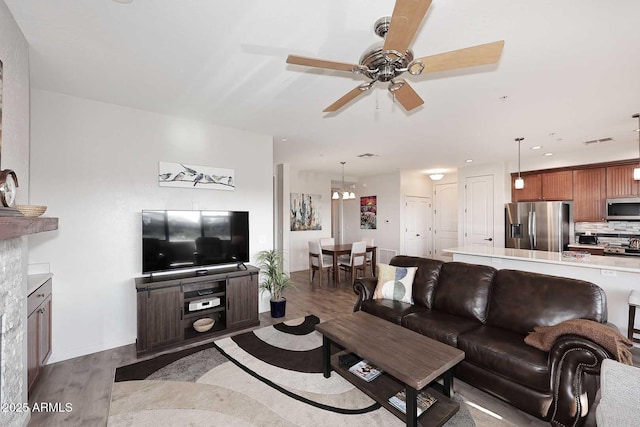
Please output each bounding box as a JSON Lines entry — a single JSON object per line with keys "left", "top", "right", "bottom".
{"left": 158, "top": 161, "right": 235, "bottom": 190}
{"left": 290, "top": 193, "right": 322, "bottom": 231}
{"left": 360, "top": 195, "right": 377, "bottom": 229}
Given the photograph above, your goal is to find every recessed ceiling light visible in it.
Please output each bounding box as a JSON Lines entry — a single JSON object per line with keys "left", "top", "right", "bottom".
{"left": 281, "top": 138, "right": 287, "bottom": 142}
{"left": 531, "top": 146, "right": 542, "bottom": 150}
{"left": 465, "top": 159, "right": 473, "bottom": 163}
{"left": 544, "top": 152, "right": 554, "bottom": 156}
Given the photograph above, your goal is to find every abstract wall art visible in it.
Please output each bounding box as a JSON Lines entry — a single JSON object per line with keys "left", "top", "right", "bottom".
{"left": 290, "top": 193, "right": 322, "bottom": 231}
{"left": 360, "top": 195, "right": 377, "bottom": 229}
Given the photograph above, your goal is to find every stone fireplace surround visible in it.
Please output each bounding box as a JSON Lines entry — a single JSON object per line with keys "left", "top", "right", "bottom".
{"left": 0, "top": 217, "right": 57, "bottom": 427}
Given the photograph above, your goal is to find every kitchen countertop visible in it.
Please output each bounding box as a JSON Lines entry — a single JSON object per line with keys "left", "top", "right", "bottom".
{"left": 28, "top": 273, "right": 53, "bottom": 296}
{"left": 443, "top": 246, "right": 640, "bottom": 273}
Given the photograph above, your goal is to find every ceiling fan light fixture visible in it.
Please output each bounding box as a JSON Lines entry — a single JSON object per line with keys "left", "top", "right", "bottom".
{"left": 408, "top": 61, "right": 425, "bottom": 75}
{"left": 634, "top": 114, "right": 640, "bottom": 181}
{"left": 388, "top": 80, "right": 405, "bottom": 92}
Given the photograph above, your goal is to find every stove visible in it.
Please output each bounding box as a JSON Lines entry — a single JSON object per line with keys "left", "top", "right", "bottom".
{"left": 603, "top": 244, "right": 640, "bottom": 257}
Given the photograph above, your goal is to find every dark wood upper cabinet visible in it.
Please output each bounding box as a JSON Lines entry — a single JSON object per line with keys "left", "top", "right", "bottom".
{"left": 606, "top": 164, "right": 639, "bottom": 198}
{"left": 512, "top": 171, "right": 572, "bottom": 202}
{"left": 573, "top": 168, "right": 606, "bottom": 222}
{"left": 512, "top": 174, "right": 542, "bottom": 201}
{"left": 541, "top": 170, "right": 573, "bottom": 201}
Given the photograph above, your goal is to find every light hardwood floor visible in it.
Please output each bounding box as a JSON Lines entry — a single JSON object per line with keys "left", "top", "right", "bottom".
{"left": 27, "top": 269, "right": 636, "bottom": 426}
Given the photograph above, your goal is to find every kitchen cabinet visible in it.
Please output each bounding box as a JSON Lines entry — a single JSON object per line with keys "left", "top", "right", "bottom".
{"left": 573, "top": 168, "right": 606, "bottom": 222}
{"left": 512, "top": 174, "right": 542, "bottom": 201}
{"left": 606, "top": 164, "right": 639, "bottom": 198}
{"left": 27, "top": 278, "right": 52, "bottom": 393}
{"left": 542, "top": 170, "right": 573, "bottom": 200}
{"left": 512, "top": 171, "right": 572, "bottom": 202}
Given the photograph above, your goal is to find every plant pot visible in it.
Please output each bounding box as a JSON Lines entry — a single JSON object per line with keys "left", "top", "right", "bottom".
{"left": 270, "top": 298, "right": 286, "bottom": 318}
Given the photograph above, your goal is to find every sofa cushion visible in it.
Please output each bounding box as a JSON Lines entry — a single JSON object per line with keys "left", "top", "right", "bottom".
{"left": 457, "top": 325, "right": 550, "bottom": 392}
{"left": 401, "top": 310, "right": 482, "bottom": 347}
{"left": 389, "top": 256, "right": 443, "bottom": 309}
{"left": 432, "top": 262, "right": 496, "bottom": 323}
{"left": 373, "top": 263, "right": 418, "bottom": 304}
{"left": 486, "top": 269, "right": 608, "bottom": 335}
{"left": 360, "top": 299, "right": 424, "bottom": 324}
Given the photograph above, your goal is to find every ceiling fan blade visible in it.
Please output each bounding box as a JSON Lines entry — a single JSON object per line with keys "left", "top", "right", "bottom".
{"left": 415, "top": 40, "right": 505, "bottom": 74}
{"left": 323, "top": 86, "right": 369, "bottom": 113}
{"left": 286, "top": 55, "right": 358, "bottom": 73}
{"left": 383, "top": 0, "right": 432, "bottom": 56}
{"left": 392, "top": 80, "right": 424, "bottom": 111}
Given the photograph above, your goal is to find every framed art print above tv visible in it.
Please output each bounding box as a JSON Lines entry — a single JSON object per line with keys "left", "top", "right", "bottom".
{"left": 158, "top": 162, "right": 235, "bottom": 191}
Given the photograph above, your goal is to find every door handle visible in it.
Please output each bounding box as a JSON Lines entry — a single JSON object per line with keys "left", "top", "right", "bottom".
{"left": 416, "top": 234, "right": 420, "bottom": 237}
{"left": 484, "top": 238, "right": 493, "bottom": 241}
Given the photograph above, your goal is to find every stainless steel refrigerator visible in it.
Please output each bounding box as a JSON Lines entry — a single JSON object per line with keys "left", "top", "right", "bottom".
{"left": 505, "top": 202, "right": 571, "bottom": 252}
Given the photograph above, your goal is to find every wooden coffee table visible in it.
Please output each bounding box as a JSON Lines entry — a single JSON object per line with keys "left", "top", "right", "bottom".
{"left": 315, "top": 311, "right": 465, "bottom": 427}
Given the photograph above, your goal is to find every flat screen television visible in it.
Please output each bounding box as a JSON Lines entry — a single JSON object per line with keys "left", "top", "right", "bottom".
{"left": 142, "top": 210, "right": 249, "bottom": 274}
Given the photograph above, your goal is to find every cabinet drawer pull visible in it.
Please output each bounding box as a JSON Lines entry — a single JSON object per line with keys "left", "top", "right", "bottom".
{"left": 37, "top": 293, "right": 46, "bottom": 298}
{"left": 38, "top": 308, "right": 45, "bottom": 314}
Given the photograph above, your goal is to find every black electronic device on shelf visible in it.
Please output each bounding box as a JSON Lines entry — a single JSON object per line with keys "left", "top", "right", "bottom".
{"left": 142, "top": 210, "right": 249, "bottom": 274}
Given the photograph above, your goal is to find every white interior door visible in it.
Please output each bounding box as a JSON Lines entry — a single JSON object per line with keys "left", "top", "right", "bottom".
{"left": 434, "top": 182, "right": 458, "bottom": 257}
{"left": 464, "top": 175, "right": 495, "bottom": 247}
{"left": 404, "top": 196, "right": 432, "bottom": 257}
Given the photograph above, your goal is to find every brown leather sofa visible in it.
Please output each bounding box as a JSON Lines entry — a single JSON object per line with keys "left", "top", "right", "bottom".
{"left": 353, "top": 256, "right": 612, "bottom": 427}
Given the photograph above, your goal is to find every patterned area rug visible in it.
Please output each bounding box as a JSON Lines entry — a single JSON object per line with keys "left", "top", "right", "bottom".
{"left": 109, "top": 315, "right": 512, "bottom": 426}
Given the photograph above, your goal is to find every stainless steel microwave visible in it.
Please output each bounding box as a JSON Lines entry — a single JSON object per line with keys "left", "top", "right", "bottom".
{"left": 606, "top": 198, "right": 640, "bottom": 220}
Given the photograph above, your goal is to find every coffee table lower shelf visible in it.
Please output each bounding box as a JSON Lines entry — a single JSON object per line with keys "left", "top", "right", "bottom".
{"left": 331, "top": 352, "right": 459, "bottom": 427}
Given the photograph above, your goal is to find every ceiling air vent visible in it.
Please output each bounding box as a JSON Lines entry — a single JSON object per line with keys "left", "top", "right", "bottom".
{"left": 357, "top": 153, "right": 378, "bottom": 158}
{"left": 584, "top": 137, "right": 614, "bottom": 146}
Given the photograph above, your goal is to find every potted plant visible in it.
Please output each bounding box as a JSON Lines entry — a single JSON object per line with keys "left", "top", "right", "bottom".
{"left": 257, "top": 249, "right": 295, "bottom": 318}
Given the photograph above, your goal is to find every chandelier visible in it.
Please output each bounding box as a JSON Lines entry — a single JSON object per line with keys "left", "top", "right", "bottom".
{"left": 332, "top": 162, "right": 356, "bottom": 200}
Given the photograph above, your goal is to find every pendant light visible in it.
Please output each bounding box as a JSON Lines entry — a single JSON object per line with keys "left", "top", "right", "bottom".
{"left": 334, "top": 162, "right": 355, "bottom": 200}
{"left": 633, "top": 114, "right": 640, "bottom": 180}
{"left": 514, "top": 137, "right": 525, "bottom": 189}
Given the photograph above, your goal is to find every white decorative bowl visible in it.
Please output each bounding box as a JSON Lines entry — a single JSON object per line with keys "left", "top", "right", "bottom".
{"left": 193, "top": 317, "right": 215, "bottom": 332}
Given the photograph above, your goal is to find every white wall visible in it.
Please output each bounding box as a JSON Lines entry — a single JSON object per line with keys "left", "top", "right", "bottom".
{"left": 27, "top": 89, "right": 274, "bottom": 363}
{"left": 287, "top": 168, "right": 333, "bottom": 272}
{"left": 346, "top": 172, "right": 402, "bottom": 254}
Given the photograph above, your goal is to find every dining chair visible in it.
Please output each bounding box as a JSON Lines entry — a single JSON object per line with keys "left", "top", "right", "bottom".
{"left": 360, "top": 237, "right": 374, "bottom": 275}
{"left": 339, "top": 241, "right": 367, "bottom": 285}
{"left": 319, "top": 237, "right": 335, "bottom": 247}
{"left": 308, "top": 240, "right": 333, "bottom": 286}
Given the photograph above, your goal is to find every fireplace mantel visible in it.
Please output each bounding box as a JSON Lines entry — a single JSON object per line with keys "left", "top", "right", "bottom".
{"left": 0, "top": 216, "right": 58, "bottom": 240}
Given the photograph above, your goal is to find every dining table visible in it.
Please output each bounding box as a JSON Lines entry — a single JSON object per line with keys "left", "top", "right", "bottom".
{"left": 321, "top": 243, "right": 377, "bottom": 285}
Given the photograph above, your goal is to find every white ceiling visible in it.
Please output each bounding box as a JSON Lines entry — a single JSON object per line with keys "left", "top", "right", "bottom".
{"left": 6, "top": 0, "right": 640, "bottom": 178}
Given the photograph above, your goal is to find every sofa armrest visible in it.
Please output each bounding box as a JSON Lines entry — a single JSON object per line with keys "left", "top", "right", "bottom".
{"left": 548, "top": 335, "right": 612, "bottom": 427}
{"left": 353, "top": 277, "right": 377, "bottom": 312}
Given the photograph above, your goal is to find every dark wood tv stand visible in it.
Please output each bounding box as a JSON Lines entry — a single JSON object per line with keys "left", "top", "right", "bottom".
{"left": 135, "top": 265, "right": 259, "bottom": 356}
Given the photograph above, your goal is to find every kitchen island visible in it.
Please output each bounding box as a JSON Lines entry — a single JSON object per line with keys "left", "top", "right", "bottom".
{"left": 444, "top": 246, "right": 639, "bottom": 341}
